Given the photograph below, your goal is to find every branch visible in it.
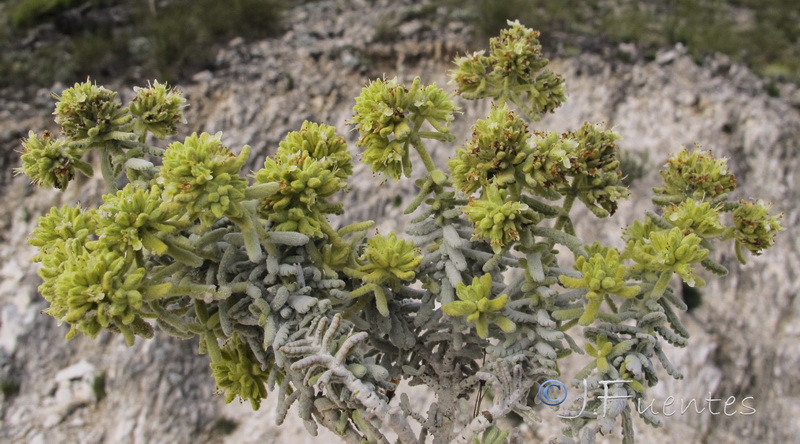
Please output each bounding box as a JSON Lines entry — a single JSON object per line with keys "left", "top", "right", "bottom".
{"left": 452, "top": 363, "right": 531, "bottom": 444}
{"left": 281, "top": 314, "right": 419, "bottom": 444}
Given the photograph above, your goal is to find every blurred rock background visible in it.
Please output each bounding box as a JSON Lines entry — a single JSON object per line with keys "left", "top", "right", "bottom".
{"left": 0, "top": 0, "right": 798, "bottom": 442}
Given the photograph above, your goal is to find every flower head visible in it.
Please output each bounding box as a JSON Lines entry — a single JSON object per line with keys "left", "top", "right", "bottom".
{"left": 48, "top": 248, "right": 167, "bottom": 345}
{"left": 276, "top": 121, "right": 352, "bottom": 180}
{"left": 463, "top": 185, "right": 539, "bottom": 252}
{"left": 54, "top": 80, "right": 131, "bottom": 144}
{"left": 733, "top": 200, "right": 783, "bottom": 255}
{"left": 16, "top": 131, "right": 89, "bottom": 190}
{"left": 29, "top": 204, "right": 97, "bottom": 301}
{"left": 159, "top": 132, "right": 249, "bottom": 226}
{"left": 655, "top": 147, "right": 736, "bottom": 201}
{"left": 210, "top": 333, "right": 270, "bottom": 410}
{"left": 129, "top": 81, "right": 187, "bottom": 139}
{"left": 559, "top": 248, "right": 640, "bottom": 325}
{"left": 522, "top": 130, "right": 576, "bottom": 191}
{"left": 449, "top": 104, "right": 529, "bottom": 193}
{"left": 352, "top": 77, "right": 455, "bottom": 180}
{"left": 626, "top": 227, "right": 709, "bottom": 287}
{"left": 663, "top": 198, "right": 726, "bottom": 238}
{"left": 95, "top": 184, "right": 179, "bottom": 255}
{"left": 568, "top": 123, "right": 629, "bottom": 216}
{"left": 255, "top": 155, "right": 343, "bottom": 237}
{"left": 449, "top": 21, "right": 565, "bottom": 120}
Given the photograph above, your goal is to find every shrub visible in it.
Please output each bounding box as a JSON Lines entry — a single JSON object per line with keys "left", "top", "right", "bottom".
{"left": 18, "top": 22, "right": 783, "bottom": 443}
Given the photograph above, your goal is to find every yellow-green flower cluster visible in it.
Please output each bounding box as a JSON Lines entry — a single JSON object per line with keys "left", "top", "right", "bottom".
{"left": 210, "top": 333, "right": 270, "bottom": 410}
{"left": 663, "top": 198, "right": 726, "bottom": 238}
{"left": 159, "top": 132, "right": 249, "bottom": 227}
{"left": 49, "top": 248, "right": 168, "bottom": 345}
{"left": 54, "top": 80, "right": 131, "bottom": 144}
{"left": 625, "top": 226, "right": 709, "bottom": 287}
{"left": 17, "top": 130, "right": 91, "bottom": 190}
{"left": 463, "top": 185, "right": 539, "bottom": 252}
{"left": 449, "top": 51, "right": 488, "bottom": 99}
{"left": 275, "top": 121, "right": 353, "bottom": 180}
{"left": 357, "top": 233, "right": 422, "bottom": 289}
{"left": 449, "top": 104, "right": 529, "bottom": 193}
{"left": 522, "top": 124, "right": 630, "bottom": 216}
{"left": 489, "top": 21, "right": 548, "bottom": 78}
{"left": 733, "top": 200, "right": 784, "bottom": 255}
{"left": 559, "top": 249, "right": 640, "bottom": 325}
{"left": 255, "top": 153, "right": 344, "bottom": 237}
{"left": 442, "top": 273, "right": 516, "bottom": 339}
{"left": 352, "top": 77, "right": 455, "bottom": 180}
{"left": 655, "top": 147, "right": 736, "bottom": 201}
{"left": 29, "top": 204, "right": 97, "bottom": 301}
{"left": 94, "top": 184, "right": 179, "bottom": 255}
{"left": 129, "top": 81, "right": 187, "bottom": 139}
{"left": 522, "top": 130, "right": 576, "bottom": 191}
{"left": 450, "top": 21, "right": 565, "bottom": 120}
{"left": 568, "top": 123, "right": 629, "bottom": 216}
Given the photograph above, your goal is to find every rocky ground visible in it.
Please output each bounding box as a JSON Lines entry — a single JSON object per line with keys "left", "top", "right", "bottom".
{"left": 1, "top": 0, "right": 798, "bottom": 442}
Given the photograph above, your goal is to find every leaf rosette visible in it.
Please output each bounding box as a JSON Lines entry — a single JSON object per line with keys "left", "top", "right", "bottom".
{"left": 443, "top": 273, "right": 516, "bottom": 339}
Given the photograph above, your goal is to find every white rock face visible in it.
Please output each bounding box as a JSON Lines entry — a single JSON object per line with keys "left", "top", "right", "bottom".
{"left": 0, "top": 1, "right": 798, "bottom": 443}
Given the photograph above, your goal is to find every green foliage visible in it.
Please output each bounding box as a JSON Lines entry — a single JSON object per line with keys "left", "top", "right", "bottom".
{"left": 18, "top": 22, "right": 784, "bottom": 444}
{"left": 9, "top": 0, "right": 100, "bottom": 29}
{"left": 212, "top": 417, "right": 239, "bottom": 436}
{"left": 1, "top": 379, "right": 20, "bottom": 398}
{"left": 141, "top": 0, "right": 287, "bottom": 80}
{"left": 92, "top": 371, "right": 106, "bottom": 401}
{"left": 1, "top": 0, "right": 287, "bottom": 87}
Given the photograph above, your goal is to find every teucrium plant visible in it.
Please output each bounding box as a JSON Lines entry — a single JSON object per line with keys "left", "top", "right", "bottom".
{"left": 19, "top": 21, "right": 783, "bottom": 444}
